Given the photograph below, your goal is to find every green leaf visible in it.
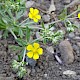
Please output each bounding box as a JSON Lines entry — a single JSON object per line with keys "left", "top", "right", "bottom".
{"left": 41, "top": 21, "right": 45, "bottom": 29}
{"left": 18, "top": 48, "right": 25, "bottom": 61}
{"left": 64, "top": 20, "right": 78, "bottom": 32}
{"left": 18, "top": 54, "right": 23, "bottom": 62}
{"left": 3, "top": 30, "right": 8, "bottom": 39}
{"left": 19, "top": 27, "right": 24, "bottom": 38}
{"left": 16, "top": 11, "right": 23, "bottom": 20}
{"left": 43, "top": 38, "right": 47, "bottom": 44}
{"left": 13, "top": 27, "right": 19, "bottom": 33}
{"left": 16, "top": 38, "right": 27, "bottom": 46}
{"left": 2, "top": 18, "right": 8, "bottom": 24}
{"left": 7, "top": 9, "right": 14, "bottom": 20}
{"left": 58, "top": 9, "right": 67, "bottom": 21}
{"left": 26, "top": 26, "right": 30, "bottom": 42}
{"left": 8, "top": 45, "right": 22, "bottom": 51}
{"left": 78, "top": 5, "right": 80, "bottom": 10}
{"left": 0, "top": 19, "right": 7, "bottom": 29}
{"left": 20, "top": 0, "right": 26, "bottom": 5}
{"left": 17, "top": 67, "right": 26, "bottom": 78}
{"left": 48, "top": 23, "right": 55, "bottom": 29}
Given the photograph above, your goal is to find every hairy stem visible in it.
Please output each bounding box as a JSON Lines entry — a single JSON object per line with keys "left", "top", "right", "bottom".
{"left": 67, "top": 10, "right": 79, "bottom": 18}
{"left": 22, "top": 47, "right": 26, "bottom": 62}
{"left": 9, "top": 29, "right": 17, "bottom": 39}
{"left": 19, "top": 18, "right": 29, "bottom": 25}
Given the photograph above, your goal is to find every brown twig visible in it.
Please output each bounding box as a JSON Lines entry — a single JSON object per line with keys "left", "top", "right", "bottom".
{"left": 37, "top": 7, "right": 48, "bottom": 14}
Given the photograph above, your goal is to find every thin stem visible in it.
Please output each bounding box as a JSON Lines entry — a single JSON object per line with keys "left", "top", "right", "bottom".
{"left": 19, "top": 18, "right": 29, "bottom": 25}
{"left": 19, "top": 9, "right": 79, "bottom": 29}
{"left": 46, "top": 17, "right": 78, "bottom": 25}
{"left": 21, "top": 21, "right": 35, "bottom": 26}
{"left": 19, "top": 16, "right": 78, "bottom": 29}
{"left": 22, "top": 47, "right": 26, "bottom": 62}
{"left": 46, "top": 20, "right": 61, "bottom": 25}
{"left": 16, "top": 13, "right": 26, "bottom": 20}
{"left": 20, "top": 25, "right": 43, "bottom": 29}
{"left": 67, "top": 10, "right": 79, "bottom": 18}
{"left": 68, "top": 17, "right": 78, "bottom": 20}
{"left": 9, "top": 29, "right": 17, "bottom": 39}
{"left": 31, "top": 37, "right": 43, "bottom": 43}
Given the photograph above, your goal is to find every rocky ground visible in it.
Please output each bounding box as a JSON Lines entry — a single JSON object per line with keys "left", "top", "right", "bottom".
{"left": 0, "top": 30, "right": 80, "bottom": 80}
{"left": 0, "top": 0, "right": 80, "bottom": 80}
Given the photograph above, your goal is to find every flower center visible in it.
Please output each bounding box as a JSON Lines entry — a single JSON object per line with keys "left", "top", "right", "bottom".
{"left": 32, "top": 13, "right": 36, "bottom": 17}
{"left": 33, "top": 49, "right": 37, "bottom": 53}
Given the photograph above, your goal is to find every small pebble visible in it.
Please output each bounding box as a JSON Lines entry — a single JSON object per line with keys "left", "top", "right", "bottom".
{"left": 73, "top": 44, "right": 79, "bottom": 51}
{"left": 46, "top": 46, "right": 54, "bottom": 54}
{"left": 59, "top": 40, "right": 74, "bottom": 64}
{"left": 42, "top": 14, "right": 50, "bottom": 22}
{"left": 63, "top": 70, "right": 76, "bottom": 77}
{"left": 25, "top": 1, "right": 35, "bottom": 8}
{"left": 36, "top": 32, "right": 42, "bottom": 41}
{"left": 74, "top": 21, "right": 80, "bottom": 29}
{"left": 44, "top": 74, "right": 48, "bottom": 78}
{"left": 77, "top": 42, "right": 80, "bottom": 47}
{"left": 48, "top": 3, "right": 56, "bottom": 14}
{"left": 69, "top": 32, "right": 75, "bottom": 38}
{"left": 14, "top": 55, "right": 18, "bottom": 60}
{"left": 63, "top": 0, "right": 71, "bottom": 4}
{"left": 73, "top": 36, "right": 80, "bottom": 41}
{"left": 27, "top": 69, "right": 31, "bottom": 75}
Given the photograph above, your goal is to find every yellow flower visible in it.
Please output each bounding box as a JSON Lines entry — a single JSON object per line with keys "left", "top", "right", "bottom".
{"left": 78, "top": 13, "right": 80, "bottom": 19}
{"left": 28, "top": 8, "right": 41, "bottom": 22}
{"left": 26, "top": 43, "right": 43, "bottom": 60}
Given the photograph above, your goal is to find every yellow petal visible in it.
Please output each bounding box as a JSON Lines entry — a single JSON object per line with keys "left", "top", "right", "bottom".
{"left": 33, "top": 53, "right": 39, "bottom": 60}
{"left": 30, "top": 8, "right": 34, "bottom": 13}
{"left": 29, "top": 13, "right": 33, "bottom": 19}
{"left": 36, "top": 15, "right": 41, "bottom": 19}
{"left": 78, "top": 13, "right": 80, "bottom": 19}
{"left": 33, "top": 18, "right": 38, "bottom": 22}
{"left": 37, "top": 48, "right": 43, "bottom": 55}
{"left": 27, "top": 52, "right": 33, "bottom": 58}
{"left": 34, "top": 9, "right": 39, "bottom": 15}
{"left": 26, "top": 44, "right": 33, "bottom": 50}
{"left": 33, "top": 43, "right": 40, "bottom": 49}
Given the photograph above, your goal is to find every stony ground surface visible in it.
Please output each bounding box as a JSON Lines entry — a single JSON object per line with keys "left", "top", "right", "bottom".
{"left": 0, "top": 33, "right": 80, "bottom": 80}
{"left": 0, "top": 39, "right": 15, "bottom": 80}
{"left": 0, "top": 0, "right": 80, "bottom": 80}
